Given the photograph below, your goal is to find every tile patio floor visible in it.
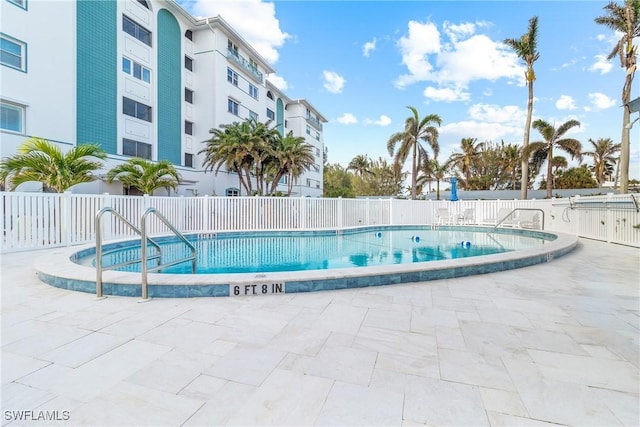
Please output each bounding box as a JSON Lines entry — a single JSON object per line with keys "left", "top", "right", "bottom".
{"left": 1, "top": 238, "right": 639, "bottom": 426}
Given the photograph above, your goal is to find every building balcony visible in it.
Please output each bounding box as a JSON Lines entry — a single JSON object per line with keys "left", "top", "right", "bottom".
{"left": 227, "top": 48, "right": 263, "bottom": 84}
{"left": 306, "top": 113, "right": 323, "bottom": 131}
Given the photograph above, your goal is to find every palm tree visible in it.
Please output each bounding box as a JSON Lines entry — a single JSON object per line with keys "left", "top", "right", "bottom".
{"left": 449, "top": 137, "right": 484, "bottom": 188}
{"left": 504, "top": 16, "right": 540, "bottom": 200}
{"left": 582, "top": 137, "right": 621, "bottom": 187}
{"left": 106, "top": 158, "right": 181, "bottom": 195}
{"left": 550, "top": 156, "right": 568, "bottom": 188}
{"left": 524, "top": 119, "right": 582, "bottom": 198}
{"left": 387, "top": 106, "right": 442, "bottom": 199}
{"left": 346, "top": 154, "right": 373, "bottom": 177}
{"left": 200, "top": 122, "right": 254, "bottom": 195}
{"left": 247, "top": 118, "right": 280, "bottom": 195}
{"left": 595, "top": 0, "right": 640, "bottom": 193}
{"left": 267, "top": 131, "right": 315, "bottom": 196}
{"left": 416, "top": 151, "right": 451, "bottom": 200}
{"left": 0, "top": 137, "right": 106, "bottom": 192}
{"left": 502, "top": 143, "right": 522, "bottom": 190}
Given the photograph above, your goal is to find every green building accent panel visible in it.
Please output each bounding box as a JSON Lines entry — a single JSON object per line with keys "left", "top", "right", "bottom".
{"left": 76, "top": 0, "right": 117, "bottom": 153}
{"left": 157, "top": 9, "right": 181, "bottom": 164}
{"left": 276, "top": 98, "right": 285, "bottom": 136}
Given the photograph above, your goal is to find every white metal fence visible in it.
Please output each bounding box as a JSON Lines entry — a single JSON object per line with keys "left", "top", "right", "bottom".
{"left": 1, "top": 192, "right": 638, "bottom": 253}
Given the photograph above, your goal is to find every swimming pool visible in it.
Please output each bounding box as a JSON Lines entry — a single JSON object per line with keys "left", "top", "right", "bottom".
{"left": 76, "top": 227, "right": 548, "bottom": 274}
{"left": 35, "top": 225, "right": 578, "bottom": 298}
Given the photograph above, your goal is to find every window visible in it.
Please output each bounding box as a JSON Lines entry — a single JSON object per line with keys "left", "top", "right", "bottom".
{"left": 267, "top": 91, "right": 274, "bottom": 100}
{"left": 249, "top": 111, "right": 258, "bottom": 121}
{"left": 184, "top": 56, "right": 193, "bottom": 71}
{"left": 123, "top": 97, "right": 151, "bottom": 122}
{"left": 249, "top": 84, "right": 258, "bottom": 99}
{"left": 185, "top": 88, "right": 194, "bottom": 104}
{"left": 225, "top": 187, "right": 239, "bottom": 197}
{"left": 228, "top": 99, "right": 239, "bottom": 115}
{"left": 123, "top": 15, "right": 151, "bottom": 46}
{"left": 136, "top": 0, "right": 150, "bottom": 9}
{"left": 123, "top": 138, "right": 151, "bottom": 159}
{"left": 1, "top": 101, "right": 24, "bottom": 133}
{"left": 6, "top": 0, "right": 27, "bottom": 10}
{"left": 185, "top": 30, "right": 193, "bottom": 41}
{"left": 227, "top": 68, "right": 238, "bottom": 86}
{"left": 185, "top": 121, "right": 193, "bottom": 135}
{"left": 122, "top": 57, "right": 150, "bottom": 83}
{"left": 227, "top": 40, "right": 238, "bottom": 56}
{"left": 266, "top": 108, "right": 275, "bottom": 120}
{"left": 184, "top": 153, "right": 193, "bottom": 168}
{"left": 1, "top": 34, "right": 26, "bottom": 71}
{"left": 306, "top": 124, "right": 311, "bottom": 135}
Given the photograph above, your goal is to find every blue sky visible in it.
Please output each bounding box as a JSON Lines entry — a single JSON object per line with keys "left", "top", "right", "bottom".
{"left": 179, "top": 0, "right": 640, "bottom": 181}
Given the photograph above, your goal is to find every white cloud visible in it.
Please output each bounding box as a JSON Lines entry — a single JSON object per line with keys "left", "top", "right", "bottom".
{"left": 439, "top": 103, "right": 526, "bottom": 147}
{"left": 364, "top": 115, "right": 392, "bottom": 126}
{"left": 440, "top": 120, "right": 523, "bottom": 144}
{"left": 363, "top": 38, "right": 377, "bottom": 57}
{"left": 589, "top": 54, "right": 613, "bottom": 74}
{"left": 423, "top": 86, "right": 470, "bottom": 102}
{"left": 323, "top": 70, "right": 346, "bottom": 94}
{"left": 556, "top": 95, "right": 577, "bottom": 111}
{"left": 437, "top": 35, "right": 524, "bottom": 85}
{"left": 337, "top": 113, "right": 358, "bottom": 125}
{"left": 266, "top": 74, "right": 288, "bottom": 91}
{"left": 393, "top": 19, "right": 525, "bottom": 99}
{"left": 189, "top": 0, "right": 289, "bottom": 64}
{"left": 468, "top": 103, "right": 526, "bottom": 124}
{"left": 588, "top": 92, "right": 617, "bottom": 110}
{"left": 394, "top": 20, "right": 441, "bottom": 88}
{"left": 442, "top": 21, "right": 475, "bottom": 44}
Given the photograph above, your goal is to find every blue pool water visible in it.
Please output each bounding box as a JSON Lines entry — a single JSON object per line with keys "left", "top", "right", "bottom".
{"left": 79, "top": 227, "right": 551, "bottom": 275}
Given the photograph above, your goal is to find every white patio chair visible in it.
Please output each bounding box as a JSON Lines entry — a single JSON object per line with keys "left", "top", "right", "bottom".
{"left": 514, "top": 210, "right": 541, "bottom": 229}
{"left": 457, "top": 208, "right": 476, "bottom": 225}
{"left": 436, "top": 208, "right": 453, "bottom": 225}
{"left": 481, "top": 208, "right": 514, "bottom": 226}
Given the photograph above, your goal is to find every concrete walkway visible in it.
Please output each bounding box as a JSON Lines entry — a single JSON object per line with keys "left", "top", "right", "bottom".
{"left": 1, "top": 238, "right": 639, "bottom": 426}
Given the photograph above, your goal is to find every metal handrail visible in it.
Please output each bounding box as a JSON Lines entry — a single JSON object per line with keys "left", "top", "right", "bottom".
{"left": 95, "top": 207, "right": 161, "bottom": 299}
{"left": 140, "top": 207, "right": 196, "bottom": 300}
{"left": 487, "top": 208, "right": 545, "bottom": 234}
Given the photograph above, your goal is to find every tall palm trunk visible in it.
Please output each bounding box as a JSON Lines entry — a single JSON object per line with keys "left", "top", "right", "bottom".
{"left": 411, "top": 141, "right": 417, "bottom": 199}
{"left": 546, "top": 145, "right": 553, "bottom": 198}
{"left": 521, "top": 81, "right": 534, "bottom": 199}
{"left": 619, "top": 71, "right": 633, "bottom": 193}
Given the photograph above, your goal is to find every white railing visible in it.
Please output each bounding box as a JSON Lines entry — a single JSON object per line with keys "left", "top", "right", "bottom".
{"left": 1, "top": 192, "right": 638, "bottom": 253}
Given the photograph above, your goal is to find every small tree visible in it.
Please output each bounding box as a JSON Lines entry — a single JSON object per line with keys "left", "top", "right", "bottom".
{"left": 582, "top": 137, "right": 621, "bottom": 187}
{"left": 0, "top": 137, "right": 106, "bottom": 192}
{"left": 106, "top": 158, "right": 181, "bottom": 195}
{"left": 524, "top": 119, "right": 582, "bottom": 198}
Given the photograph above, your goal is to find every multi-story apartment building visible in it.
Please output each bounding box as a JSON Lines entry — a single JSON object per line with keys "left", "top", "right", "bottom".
{"left": 0, "top": 0, "right": 326, "bottom": 197}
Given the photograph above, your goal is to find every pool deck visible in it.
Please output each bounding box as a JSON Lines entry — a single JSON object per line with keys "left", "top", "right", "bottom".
{"left": 1, "top": 238, "right": 639, "bottom": 426}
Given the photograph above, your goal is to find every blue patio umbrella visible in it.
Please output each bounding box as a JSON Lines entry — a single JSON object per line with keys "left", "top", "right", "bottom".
{"left": 450, "top": 177, "right": 459, "bottom": 201}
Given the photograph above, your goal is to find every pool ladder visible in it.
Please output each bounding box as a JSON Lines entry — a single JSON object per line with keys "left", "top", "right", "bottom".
{"left": 95, "top": 207, "right": 196, "bottom": 301}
